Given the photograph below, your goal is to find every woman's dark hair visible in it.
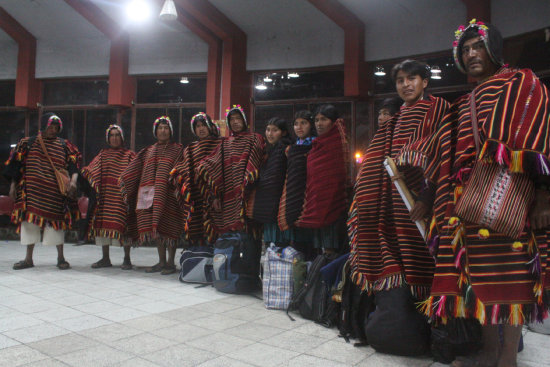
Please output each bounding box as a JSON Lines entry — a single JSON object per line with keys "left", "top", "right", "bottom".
{"left": 391, "top": 59, "right": 430, "bottom": 82}
{"left": 380, "top": 97, "right": 402, "bottom": 116}
{"left": 266, "top": 117, "right": 293, "bottom": 145}
{"left": 193, "top": 113, "right": 218, "bottom": 137}
{"left": 314, "top": 104, "right": 340, "bottom": 122}
{"left": 293, "top": 110, "right": 317, "bottom": 137}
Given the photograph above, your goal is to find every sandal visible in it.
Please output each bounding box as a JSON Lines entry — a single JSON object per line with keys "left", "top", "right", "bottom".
{"left": 13, "top": 260, "right": 34, "bottom": 270}
{"left": 121, "top": 259, "right": 133, "bottom": 270}
{"left": 145, "top": 263, "right": 163, "bottom": 273}
{"left": 91, "top": 258, "right": 112, "bottom": 269}
{"left": 161, "top": 265, "right": 177, "bottom": 275}
{"left": 57, "top": 260, "right": 71, "bottom": 270}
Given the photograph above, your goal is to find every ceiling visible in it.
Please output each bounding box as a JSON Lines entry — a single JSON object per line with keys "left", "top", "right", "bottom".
{"left": 0, "top": 0, "right": 548, "bottom": 79}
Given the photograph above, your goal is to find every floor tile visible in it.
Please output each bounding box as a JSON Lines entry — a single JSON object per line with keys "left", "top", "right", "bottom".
{"left": 143, "top": 344, "right": 219, "bottom": 367}
{"left": 56, "top": 344, "right": 133, "bottom": 367}
{"left": 357, "top": 352, "right": 431, "bottom": 367}
{"left": 122, "top": 314, "right": 179, "bottom": 331}
{"left": 185, "top": 332, "right": 254, "bottom": 355}
{"left": 32, "top": 307, "right": 85, "bottom": 322}
{"left": 307, "top": 339, "right": 371, "bottom": 365}
{"left": 112, "top": 357, "right": 161, "bottom": 367}
{"left": 226, "top": 342, "right": 300, "bottom": 367}
{"left": 27, "top": 333, "right": 100, "bottom": 357}
{"left": 19, "top": 359, "right": 70, "bottom": 367}
{"left": 132, "top": 300, "right": 182, "bottom": 313}
{"left": 94, "top": 307, "right": 149, "bottom": 322}
{"left": 0, "top": 334, "right": 20, "bottom": 350}
{"left": 3, "top": 323, "right": 70, "bottom": 343}
{"left": 0, "top": 345, "right": 49, "bottom": 367}
{"left": 54, "top": 314, "right": 111, "bottom": 332}
{"left": 111, "top": 332, "right": 177, "bottom": 355}
{"left": 197, "top": 356, "right": 256, "bottom": 367}
{"left": 189, "top": 313, "right": 248, "bottom": 331}
{"left": 225, "top": 321, "right": 286, "bottom": 342}
{"left": 0, "top": 314, "right": 44, "bottom": 332}
{"left": 151, "top": 323, "right": 215, "bottom": 343}
{"left": 71, "top": 300, "right": 122, "bottom": 314}
{"left": 77, "top": 323, "right": 142, "bottom": 343}
{"left": 261, "top": 329, "right": 330, "bottom": 352}
{"left": 156, "top": 307, "right": 210, "bottom": 323}
{"left": 282, "top": 354, "right": 350, "bottom": 367}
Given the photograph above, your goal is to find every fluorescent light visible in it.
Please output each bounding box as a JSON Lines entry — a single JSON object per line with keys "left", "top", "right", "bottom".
{"left": 180, "top": 77, "right": 189, "bottom": 84}
{"left": 255, "top": 83, "right": 267, "bottom": 90}
{"left": 263, "top": 75, "right": 272, "bottom": 83}
{"left": 10, "top": 144, "right": 16, "bottom": 148}
{"left": 288, "top": 72, "right": 299, "bottom": 78}
{"left": 374, "top": 66, "right": 386, "bottom": 76}
{"left": 431, "top": 75, "right": 442, "bottom": 80}
{"left": 159, "top": 0, "right": 177, "bottom": 21}
{"left": 125, "top": 0, "right": 152, "bottom": 23}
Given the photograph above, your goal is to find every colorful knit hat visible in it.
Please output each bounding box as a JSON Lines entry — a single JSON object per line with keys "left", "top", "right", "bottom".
{"left": 453, "top": 19, "right": 504, "bottom": 74}
{"left": 190, "top": 112, "right": 219, "bottom": 137}
{"left": 42, "top": 113, "right": 63, "bottom": 132}
{"left": 105, "top": 124, "right": 124, "bottom": 143}
{"left": 225, "top": 105, "right": 248, "bottom": 132}
{"left": 153, "top": 116, "right": 173, "bottom": 138}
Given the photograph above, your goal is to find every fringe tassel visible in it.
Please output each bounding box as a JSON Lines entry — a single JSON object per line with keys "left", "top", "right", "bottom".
{"left": 454, "top": 247, "right": 466, "bottom": 270}
{"left": 508, "top": 304, "right": 524, "bottom": 325}
{"left": 510, "top": 151, "right": 524, "bottom": 173}
{"left": 475, "top": 298, "right": 486, "bottom": 324}
{"left": 537, "top": 153, "right": 550, "bottom": 175}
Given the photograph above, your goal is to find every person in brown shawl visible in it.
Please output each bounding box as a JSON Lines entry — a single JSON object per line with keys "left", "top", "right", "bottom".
{"left": 81, "top": 124, "right": 137, "bottom": 270}
{"left": 119, "top": 116, "right": 184, "bottom": 275}
{"left": 4, "top": 113, "right": 81, "bottom": 270}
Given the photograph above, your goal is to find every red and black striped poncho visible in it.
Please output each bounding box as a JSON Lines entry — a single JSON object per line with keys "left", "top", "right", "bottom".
{"left": 196, "top": 132, "right": 265, "bottom": 236}
{"left": 81, "top": 148, "right": 137, "bottom": 244}
{"left": 399, "top": 68, "right": 550, "bottom": 325}
{"left": 295, "top": 120, "right": 350, "bottom": 229}
{"left": 348, "top": 96, "right": 450, "bottom": 300}
{"left": 3, "top": 135, "right": 81, "bottom": 231}
{"left": 119, "top": 142, "right": 184, "bottom": 247}
{"left": 170, "top": 137, "right": 221, "bottom": 245}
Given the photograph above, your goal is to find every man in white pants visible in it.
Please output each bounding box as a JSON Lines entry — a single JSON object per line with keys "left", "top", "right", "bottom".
{"left": 4, "top": 113, "right": 80, "bottom": 270}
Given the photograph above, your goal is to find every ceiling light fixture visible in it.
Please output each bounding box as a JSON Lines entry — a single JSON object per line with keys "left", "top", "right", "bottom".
{"left": 374, "top": 66, "right": 386, "bottom": 76}
{"left": 255, "top": 82, "right": 267, "bottom": 90}
{"left": 288, "top": 72, "right": 299, "bottom": 78}
{"left": 263, "top": 75, "right": 273, "bottom": 83}
{"left": 159, "top": 0, "right": 178, "bottom": 21}
{"left": 180, "top": 77, "right": 189, "bottom": 84}
{"left": 430, "top": 65, "right": 442, "bottom": 79}
{"left": 125, "top": 0, "right": 152, "bottom": 22}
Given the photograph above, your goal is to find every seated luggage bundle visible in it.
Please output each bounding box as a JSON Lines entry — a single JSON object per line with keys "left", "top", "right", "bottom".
{"left": 262, "top": 244, "right": 303, "bottom": 310}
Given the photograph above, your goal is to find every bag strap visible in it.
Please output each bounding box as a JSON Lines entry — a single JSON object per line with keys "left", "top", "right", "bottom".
{"left": 38, "top": 134, "right": 58, "bottom": 172}
{"left": 469, "top": 91, "right": 481, "bottom": 156}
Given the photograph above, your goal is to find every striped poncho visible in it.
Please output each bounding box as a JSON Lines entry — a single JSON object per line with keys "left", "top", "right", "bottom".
{"left": 81, "top": 148, "right": 137, "bottom": 244}
{"left": 399, "top": 68, "right": 550, "bottom": 325}
{"left": 247, "top": 141, "right": 289, "bottom": 224}
{"left": 3, "top": 135, "right": 81, "bottom": 231}
{"left": 170, "top": 137, "right": 221, "bottom": 245}
{"left": 295, "top": 120, "right": 350, "bottom": 229}
{"left": 349, "top": 96, "right": 450, "bottom": 299}
{"left": 119, "top": 142, "right": 184, "bottom": 247}
{"left": 196, "top": 131, "right": 265, "bottom": 236}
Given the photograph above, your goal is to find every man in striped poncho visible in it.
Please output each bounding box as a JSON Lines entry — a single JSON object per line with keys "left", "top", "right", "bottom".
{"left": 81, "top": 125, "right": 137, "bottom": 270}
{"left": 4, "top": 113, "right": 81, "bottom": 270}
{"left": 398, "top": 21, "right": 550, "bottom": 367}
{"left": 119, "top": 117, "right": 184, "bottom": 275}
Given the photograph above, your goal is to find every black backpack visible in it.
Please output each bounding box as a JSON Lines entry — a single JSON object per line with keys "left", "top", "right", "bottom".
{"left": 287, "top": 254, "right": 338, "bottom": 326}
{"left": 337, "top": 262, "right": 373, "bottom": 345}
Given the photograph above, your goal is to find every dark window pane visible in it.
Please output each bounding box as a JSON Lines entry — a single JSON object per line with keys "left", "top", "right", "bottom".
{"left": 0, "top": 81, "right": 15, "bottom": 106}
{"left": 0, "top": 111, "right": 26, "bottom": 194}
{"left": 84, "top": 109, "right": 119, "bottom": 165}
{"left": 253, "top": 105, "right": 294, "bottom": 137}
{"left": 355, "top": 101, "right": 373, "bottom": 154}
{"left": 42, "top": 110, "right": 85, "bottom": 154}
{"left": 137, "top": 77, "right": 206, "bottom": 104}
{"left": 43, "top": 80, "right": 108, "bottom": 106}
{"left": 254, "top": 70, "right": 344, "bottom": 101}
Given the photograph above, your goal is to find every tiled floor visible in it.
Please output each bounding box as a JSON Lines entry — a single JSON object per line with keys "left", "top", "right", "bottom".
{"left": 0, "top": 240, "right": 547, "bottom": 367}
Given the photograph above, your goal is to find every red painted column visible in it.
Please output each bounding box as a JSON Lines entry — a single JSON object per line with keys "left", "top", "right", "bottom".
{"left": 0, "top": 7, "right": 39, "bottom": 108}
{"left": 462, "top": 0, "right": 491, "bottom": 22}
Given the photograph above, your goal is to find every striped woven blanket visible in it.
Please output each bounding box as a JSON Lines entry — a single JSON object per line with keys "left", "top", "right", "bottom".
{"left": 399, "top": 68, "right": 550, "bottom": 325}
{"left": 349, "top": 96, "right": 449, "bottom": 300}
{"left": 81, "top": 148, "right": 137, "bottom": 243}
{"left": 4, "top": 135, "right": 81, "bottom": 231}
{"left": 196, "top": 132, "right": 265, "bottom": 236}
{"left": 119, "top": 142, "right": 184, "bottom": 247}
{"left": 171, "top": 137, "right": 221, "bottom": 244}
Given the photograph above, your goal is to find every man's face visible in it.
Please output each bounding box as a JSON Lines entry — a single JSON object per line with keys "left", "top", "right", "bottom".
{"left": 293, "top": 118, "right": 312, "bottom": 139}
{"left": 44, "top": 123, "right": 60, "bottom": 139}
{"left": 229, "top": 112, "right": 245, "bottom": 133}
{"left": 378, "top": 108, "right": 393, "bottom": 126}
{"left": 194, "top": 121, "right": 210, "bottom": 139}
{"left": 315, "top": 113, "right": 334, "bottom": 136}
{"left": 395, "top": 70, "right": 428, "bottom": 106}
{"left": 108, "top": 129, "right": 123, "bottom": 148}
{"left": 156, "top": 122, "right": 171, "bottom": 143}
{"left": 461, "top": 36, "right": 497, "bottom": 81}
